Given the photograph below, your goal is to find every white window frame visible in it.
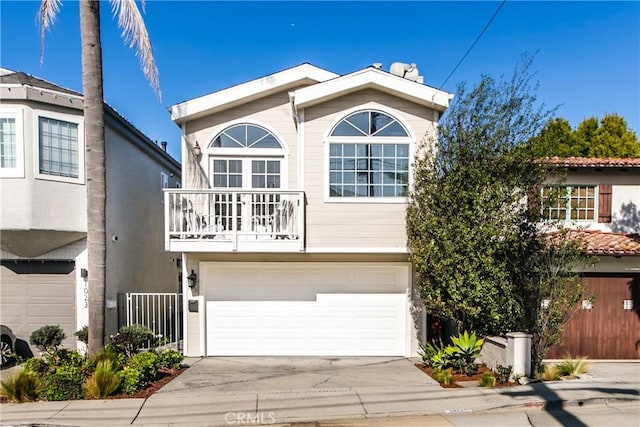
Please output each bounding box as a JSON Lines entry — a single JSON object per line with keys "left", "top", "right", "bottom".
{"left": 34, "top": 109, "right": 85, "bottom": 184}
{"left": 324, "top": 107, "right": 414, "bottom": 203}
{"left": 206, "top": 121, "right": 288, "bottom": 191}
{"left": 161, "top": 171, "right": 169, "bottom": 203}
{"left": 0, "top": 106, "right": 25, "bottom": 178}
{"left": 542, "top": 185, "right": 598, "bottom": 222}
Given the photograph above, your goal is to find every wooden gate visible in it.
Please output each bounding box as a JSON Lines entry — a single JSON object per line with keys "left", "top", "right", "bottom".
{"left": 548, "top": 275, "right": 640, "bottom": 359}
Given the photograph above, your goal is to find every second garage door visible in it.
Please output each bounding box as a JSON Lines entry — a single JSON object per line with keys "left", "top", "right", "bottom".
{"left": 203, "top": 263, "right": 409, "bottom": 356}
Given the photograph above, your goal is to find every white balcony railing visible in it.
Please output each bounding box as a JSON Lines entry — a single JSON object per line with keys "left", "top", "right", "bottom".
{"left": 164, "top": 189, "right": 304, "bottom": 252}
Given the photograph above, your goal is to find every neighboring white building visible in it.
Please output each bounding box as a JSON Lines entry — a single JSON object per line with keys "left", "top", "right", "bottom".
{"left": 167, "top": 63, "right": 453, "bottom": 357}
{"left": 543, "top": 157, "right": 640, "bottom": 359}
{"left": 0, "top": 69, "right": 181, "bottom": 355}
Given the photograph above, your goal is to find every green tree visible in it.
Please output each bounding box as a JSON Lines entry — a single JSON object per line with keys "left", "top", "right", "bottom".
{"left": 39, "top": 0, "right": 160, "bottom": 355}
{"left": 407, "top": 56, "right": 590, "bottom": 371}
{"left": 527, "top": 114, "right": 640, "bottom": 158}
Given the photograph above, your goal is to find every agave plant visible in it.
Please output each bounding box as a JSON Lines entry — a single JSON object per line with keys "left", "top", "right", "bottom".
{"left": 445, "top": 331, "right": 484, "bottom": 375}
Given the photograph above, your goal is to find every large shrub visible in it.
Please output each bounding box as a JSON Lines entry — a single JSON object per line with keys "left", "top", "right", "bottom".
{"left": 40, "top": 366, "right": 85, "bottom": 401}
{"left": 110, "top": 324, "right": 157, "bottom": 357}
{"left": 29, "top": 325, "right": 66, "bottom": 354}
{"left": 128, "top": 351, "right": 158, "bottom": 383}
{"left": 119, "top": 367, "right": 144, "bottom": 396}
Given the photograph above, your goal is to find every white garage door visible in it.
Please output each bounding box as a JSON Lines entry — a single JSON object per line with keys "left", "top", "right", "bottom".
{"left": 204, "top": 263, "right": 409, "bottom": 356}
{"left": 0, "top": 263, "right": 76, "bottom": 350}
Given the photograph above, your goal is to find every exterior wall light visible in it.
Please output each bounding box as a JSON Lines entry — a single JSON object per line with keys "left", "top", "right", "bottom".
{"left": 187, "top": 270, "right": 197, "bottom": 288}
{"left": 581, "top": 300, "right": 593, "bottom": 310}
{"left": 193, "top": 141, "right": 202, "bottom": 161}
{"left": 623, "top": 299, "right": 633, "bottom": 310}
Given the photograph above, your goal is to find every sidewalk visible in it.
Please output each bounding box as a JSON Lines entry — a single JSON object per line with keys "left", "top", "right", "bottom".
{"left": 1, "top": 359, "right": 638, "bottom": 426}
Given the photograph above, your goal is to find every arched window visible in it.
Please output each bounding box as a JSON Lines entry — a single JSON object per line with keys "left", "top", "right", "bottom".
{"left": 327, "top": 110, "right": 411, "bottom": 198}
{"left": 208, "top": 124, "right": 285, "bottom": 189}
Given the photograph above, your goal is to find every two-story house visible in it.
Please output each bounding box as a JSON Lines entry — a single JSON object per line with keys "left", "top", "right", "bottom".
{"left": 544, "top": 157, "right": 640, "bottom": 359}
{"left": 0, "top": 69, "right": 181, "bottom": 358}
{"left": 167, "top": 63, "right": 452, "bottom": 357}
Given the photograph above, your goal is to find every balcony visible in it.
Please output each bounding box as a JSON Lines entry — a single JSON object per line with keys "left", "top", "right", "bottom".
{"left": 164, "top": 189, "right": 305, "bottom": 252}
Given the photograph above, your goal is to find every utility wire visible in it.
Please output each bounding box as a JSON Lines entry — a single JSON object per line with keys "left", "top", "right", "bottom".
{"left": 440, "top": 0, "right": 507, "bottom": 88}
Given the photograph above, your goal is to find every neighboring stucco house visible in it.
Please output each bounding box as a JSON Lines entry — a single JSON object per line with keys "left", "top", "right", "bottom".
{"left": 167, "top": 63, "right": 452, "bottom": 357}
{"left": 0, "top": 69, "right": 181, "bottom": 354}
{"left": 543, "top": 157, "right": 640, "bottom": 359}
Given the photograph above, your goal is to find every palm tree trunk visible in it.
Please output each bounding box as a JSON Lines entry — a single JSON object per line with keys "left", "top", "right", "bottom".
{"left": 79, "top": 0, "right": 106, "bottom": 356}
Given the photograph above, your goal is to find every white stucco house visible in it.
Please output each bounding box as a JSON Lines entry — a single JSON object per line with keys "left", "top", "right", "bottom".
{"left": 167, "top": 63, "right": 453, "bottom": 357}
{"left": 0, "top": 69, "right": 181, "bottom": 356}
{"left": 544, "top": 157, "right": 640, "bottom": 359}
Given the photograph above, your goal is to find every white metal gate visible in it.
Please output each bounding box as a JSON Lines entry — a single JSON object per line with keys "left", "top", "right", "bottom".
{"left": 124, "top": 293, "right": 182, "bottom": 348}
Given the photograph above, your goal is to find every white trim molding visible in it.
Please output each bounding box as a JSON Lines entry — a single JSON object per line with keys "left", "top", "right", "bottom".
{"left": 170, "top": 64, "right": 338, "bottom": 124}
{"left": 293, "top": 67, "right": 453, "bottom": 112}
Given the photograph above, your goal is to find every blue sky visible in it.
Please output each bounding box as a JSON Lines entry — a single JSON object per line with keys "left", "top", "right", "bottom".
{"left": 1, "top": 1, "right": 638, "bottom": 161}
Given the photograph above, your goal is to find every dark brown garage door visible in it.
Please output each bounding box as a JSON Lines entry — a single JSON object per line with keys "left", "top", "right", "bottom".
{"left": 549, "top": 276, "right": 640, "bottom": 359}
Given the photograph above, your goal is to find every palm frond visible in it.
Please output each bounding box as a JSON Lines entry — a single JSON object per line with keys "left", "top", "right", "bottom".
{"left": 110, "top": 0, "right": 160, "bottom": 99}
{"left": 37, "top": 0, "right": 62, "bottom": 64}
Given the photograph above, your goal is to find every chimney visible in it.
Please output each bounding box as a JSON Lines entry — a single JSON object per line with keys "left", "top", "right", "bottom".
{"left": 161, "top": 141, "right": 167, "bottom": 152}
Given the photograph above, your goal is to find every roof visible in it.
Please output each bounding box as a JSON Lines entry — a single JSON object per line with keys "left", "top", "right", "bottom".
{"left": 170, "top": 63, "right": 338, "bottom": 123}
{"left": 546, "top": 157, "right": 640, "bottom": 168}
{"left": 564, "top": 230, "right": 640, "bottom": 255}
{"left": 0, "top": 71, "right": 82, "bottom": 97}
{"left": 170, "top": 63, "right": 454, "bottom": 124}
{"left": 291, "top": 66, "right": 452, "bottom": 112}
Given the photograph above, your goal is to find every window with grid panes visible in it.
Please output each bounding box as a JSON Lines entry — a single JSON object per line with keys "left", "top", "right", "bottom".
{"left": 328, "top": 110, "right": 410, "bottom": 198}
{"left": 38, "top": 117, "right": 79, "bottom": 178}
{"left": 0, "top": 117, "right": 16, "bottom": 169}
{"left": 542, "top": 185, "right": 596, "bottom": 221}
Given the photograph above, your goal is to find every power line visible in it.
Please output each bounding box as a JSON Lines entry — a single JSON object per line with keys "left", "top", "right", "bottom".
{"left": 440, "top": 0, "right": 507, "bottom": 88}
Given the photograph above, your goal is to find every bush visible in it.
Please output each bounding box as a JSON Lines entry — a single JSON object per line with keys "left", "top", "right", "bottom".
{"left": 0, "top": 370, "right": 41, "bottom": 402}
{"left": 537, "top": 364, "right": 561, "bottom": 381}
{"left": 495, "top": 365, "right": 513, "bottom": 384}
{"left": 45, "top": 348, "right": 86, "bottom": 369}
{"left": 110, "top": 324, "right": 157, "bottom": 357}
{"left": 29, "top": 325, "right": 66, "bottom": 354}
{"left": 418, "top": 340, "right": 447, "bottom": 366}
{"left": 84, "top": 361, "right": 121, "bottom": 398}
{"left": 155, "top": 349, "right": 184, "bottom": 370}
{"left": 557, "top": 357, "right": 589, "bottom": 378}
{"left": 478, "top": 372, "right": 497, "bottom": 387}
{"left": 118, "top": 366, "right": 144, "bottom": 395}
{"left": 92, "top": 346, "right": 126, "bottom": 371}
{"left": 445, "top": 331, "right": 483, "bottom": 376}
{"left": 21, "top": 357, "right": 50, "bottom": 375}
{"left": 40, "top": 366, "right": 84, "bottom": 401}
{"left": 432, "top": 367, "right": 454, "bottom": 385}
{"left": 128, "top": 351, "right": 158, "bottom": 383}
{"left": 75, "top": 325, "right": 88, "bottom": 345}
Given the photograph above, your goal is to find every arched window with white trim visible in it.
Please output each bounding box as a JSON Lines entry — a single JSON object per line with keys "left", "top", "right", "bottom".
{"left": 208, "top": 123, "right": 286, "bottom": 189}
{"left": 327, "top": 110, "right": 410, "bottom": 198}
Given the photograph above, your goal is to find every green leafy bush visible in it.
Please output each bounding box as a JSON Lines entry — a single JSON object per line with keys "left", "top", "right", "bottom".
{"left": 557, "top": 357, "right": 589, "bottom": 378}
{"left": 445, "top": 331, "right": 483, "bottom": 376}
{"left": 40, "top": 366, "right": 84, "bottom": 401}
{"left": 128, "top": 351, "right": 158, "bottom": 383}
{"left": 84, "top": 361, "right": 121, "bottom": 398}
{"left": 29, "top": 325, "right": 66, "bottom": 354}
{"left": 21, "top": 357, "right": 50, "bottom": 375}
{"left": 92, "top": 346, "right": 126, "bottom": 370}
{"left": 155, "top": 348, "right": 183, "bottom": 369}
{"left": 0, "top": 370, "right": 41, "bottom": 402}
{"left": 118, "top": 366, "right": 144, "bottom": 395}
{"left": 432, "top": 367, "right": 454, "bottom": 385}
{"left": 110, "top": 324, "right": 157, "bottom": 357}
{"left": 495, "top": 365, "right": 513, "bottom": 384}
{"left": 75, "top": 325, "right": 88, "bottom": 345}
{"left": 45, "top": 348, "right": 86, "bottom": 369}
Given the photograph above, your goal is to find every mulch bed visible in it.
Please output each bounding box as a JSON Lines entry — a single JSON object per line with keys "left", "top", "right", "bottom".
{"left": 415, "top": 363, "right": 520, "bottom": 388}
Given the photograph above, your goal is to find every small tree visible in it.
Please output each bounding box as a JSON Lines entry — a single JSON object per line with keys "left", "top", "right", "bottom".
{"left": 30, "top": 325, "right": 66, "bottom": 354}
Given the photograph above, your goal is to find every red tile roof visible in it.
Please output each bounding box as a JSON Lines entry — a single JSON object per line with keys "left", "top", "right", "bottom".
{"left": 546, "top": 157, "right": 640, "bottom": 168}
{"left": 563, "top": 230, "right": 640, "bottom": 255}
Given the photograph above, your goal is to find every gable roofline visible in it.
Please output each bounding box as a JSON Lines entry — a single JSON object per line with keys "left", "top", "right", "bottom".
{"left": 291, "top": 67, "right": 453, "bottom": 112}
{"left": 169, "top": 63, "right": 339, "bottom": 124}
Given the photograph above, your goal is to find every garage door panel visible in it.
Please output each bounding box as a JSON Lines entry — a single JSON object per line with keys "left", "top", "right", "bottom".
{"left": 206, "top": 261, "right": 409, "bottom": 356}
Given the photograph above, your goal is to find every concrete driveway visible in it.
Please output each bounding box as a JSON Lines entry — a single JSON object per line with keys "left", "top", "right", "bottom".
{"left": 159, "top": 357, "right": 438, "bottom": 393}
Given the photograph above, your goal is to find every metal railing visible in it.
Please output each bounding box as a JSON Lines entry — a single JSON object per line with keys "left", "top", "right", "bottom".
{"left": 164, "top": 189, "right": 305, "bottom": 248}
{"left": 123, "top": 292, "right": 182, "bottom": 348}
